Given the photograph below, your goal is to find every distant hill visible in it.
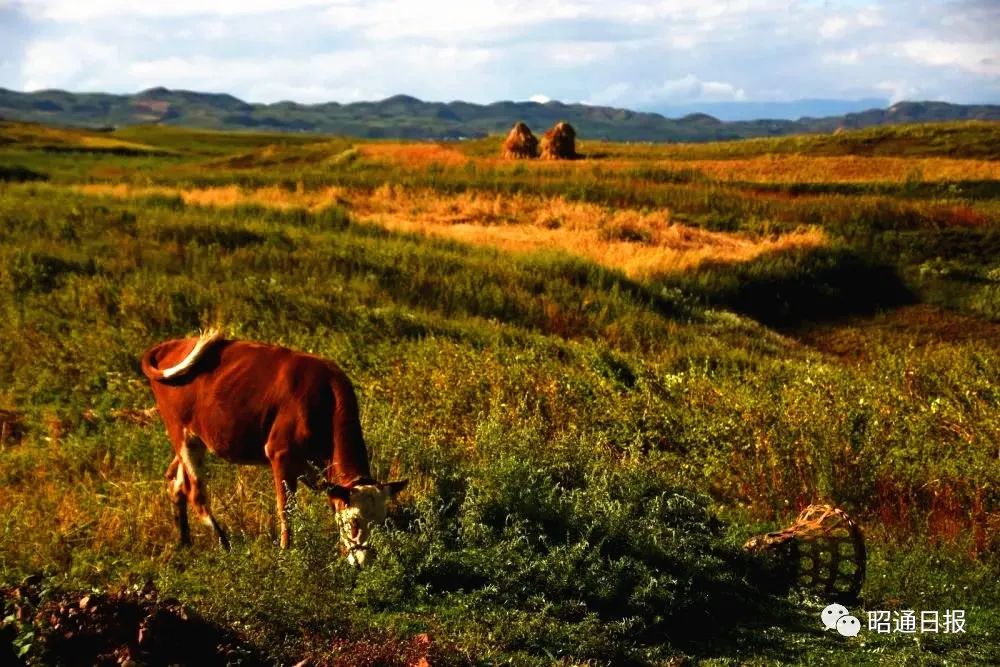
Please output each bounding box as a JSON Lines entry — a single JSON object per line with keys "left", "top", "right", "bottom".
{"left": 1, "top": 87, "right": 997, "bottom": 142}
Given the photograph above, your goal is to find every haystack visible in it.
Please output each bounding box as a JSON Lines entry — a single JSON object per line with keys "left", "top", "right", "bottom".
{"left": 540, "top": 121, "right": 578, "bottom": 160}
{"left": 502, "top": 121, "right": 539, "bottom": 159}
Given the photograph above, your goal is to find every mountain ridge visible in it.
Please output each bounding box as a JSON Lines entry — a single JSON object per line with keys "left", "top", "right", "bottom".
{"left": 1, "top": 87, "right": 998, "bottom": 142}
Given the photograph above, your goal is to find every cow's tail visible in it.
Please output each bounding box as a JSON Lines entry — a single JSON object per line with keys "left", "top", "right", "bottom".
{"left": 141, "top": 328, "right": 222, "bottom": 381}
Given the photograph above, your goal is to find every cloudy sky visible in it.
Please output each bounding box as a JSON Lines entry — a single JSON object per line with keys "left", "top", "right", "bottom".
{"left": 1, "top": 0, "right": 997, "bottom": 112}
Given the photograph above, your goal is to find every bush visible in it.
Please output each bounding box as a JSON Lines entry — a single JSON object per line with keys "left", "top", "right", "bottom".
{"left": 205, "top": 453, "right": 780, "bottom": 663}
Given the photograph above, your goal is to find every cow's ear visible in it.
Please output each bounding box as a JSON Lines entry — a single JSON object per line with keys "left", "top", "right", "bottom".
{"left": 325, "top": 483, "right": 352, "bottom": 503}
{"left": 382, "top": 479, "right": 408, "bottom": 497}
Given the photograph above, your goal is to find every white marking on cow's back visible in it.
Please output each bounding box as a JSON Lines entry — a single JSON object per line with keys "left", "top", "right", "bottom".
{"left": 160, "top": 329, "right": 222, "bottom": 379}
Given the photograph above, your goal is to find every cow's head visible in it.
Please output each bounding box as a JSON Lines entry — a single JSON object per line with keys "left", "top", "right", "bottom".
{"left": 326, "top": 479, "right": 407, "bottom": 567}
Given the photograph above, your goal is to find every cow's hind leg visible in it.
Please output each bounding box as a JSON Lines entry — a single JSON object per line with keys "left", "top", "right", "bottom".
{"left": 166, "top": 455, "right": 191, "bottom": 546}
{"left": 180, "top": 431, "right": 230, "bottom": 550}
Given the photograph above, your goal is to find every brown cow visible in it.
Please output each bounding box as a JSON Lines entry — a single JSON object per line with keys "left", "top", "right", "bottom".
{"left": 140, "top": 330, "right": 406, "bottom": 566}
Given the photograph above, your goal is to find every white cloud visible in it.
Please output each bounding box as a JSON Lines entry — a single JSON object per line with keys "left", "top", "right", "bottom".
{"left": 21, "top": 38, "right": 119, "bottom": 90}
{"left": 198, "top": 21, "right": 232, "bottom": 41}
{"left": 670, "top": 34, "right": 699, "bottom": 50}
{"left": 898, "top": 39, "right": 1000, "bottom": 75}
{"left": 529, "top": 94, "right": 551, "bottom": 103}
{"left": 656, "top": 74, "right": 746, "bottom": 102}
{"left": 24, "top": 0, "right": 331, "bottom": 21}
{"left": 856, "top": 7, "right": 885, "bottom": 28}
{"left": 823, "top": 49, "right": 861, "bottom": 65}
{"left": 587, "top": 74, "right": 745, "bottom": 107}
{"left": 322, "top": 0, "right": 582, "bottom": 42}
{"left": 822, "top": 44, "right": 884, "bottom": 66}
{"left": 876, "top": 80, "right": 923, "bottom": 105}
{"left": 819, "top": 10, "right": 886, "bottom": 42}
{"left": 584, "top": 81, "right": 631, "bottom": 106}
{"left": 545, "top": 42, "right": 619, "bottom": 67}
{"left": 819, "top": 17, "right": 848, "bottom": 40}
{"left": 117, "top": 45, "right": 497, "bottom": 100}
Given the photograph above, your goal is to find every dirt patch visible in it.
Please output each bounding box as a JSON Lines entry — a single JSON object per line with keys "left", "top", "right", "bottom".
{"left": 316, "top": 632, "right": 471, "bottom": 667}
{"left": 3, "top": 577, "right": 471, "bottom": 666}
{"left": 2, "top": 578, "right": 266, "bottom": 666}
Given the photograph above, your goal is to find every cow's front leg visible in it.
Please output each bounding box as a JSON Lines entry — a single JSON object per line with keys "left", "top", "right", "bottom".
{"left": 269, "top": 452, "right": 299, "bottom": 549}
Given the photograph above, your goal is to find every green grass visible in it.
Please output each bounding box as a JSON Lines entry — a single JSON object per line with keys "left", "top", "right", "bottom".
{"left": 1, "top": 121, "right": 998, "bottom": 665}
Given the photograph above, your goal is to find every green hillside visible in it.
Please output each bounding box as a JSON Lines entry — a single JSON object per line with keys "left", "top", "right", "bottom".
{"left": 0, "top": 120, "right": 998, "bottom": 665}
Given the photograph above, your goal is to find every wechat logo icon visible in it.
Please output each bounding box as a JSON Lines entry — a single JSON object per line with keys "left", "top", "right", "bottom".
{"left": 822, "top": 603, "right": 861, "bottom": 637}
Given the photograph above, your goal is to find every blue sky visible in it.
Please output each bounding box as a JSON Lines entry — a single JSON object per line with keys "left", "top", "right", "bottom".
{"left": 1, "top": 0, "right": 997, "bottom": 112}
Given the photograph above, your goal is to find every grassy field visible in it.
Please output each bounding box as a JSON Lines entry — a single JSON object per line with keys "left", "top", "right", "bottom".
{"left": 1, "top": 119, "right": 998, "bottom": 665}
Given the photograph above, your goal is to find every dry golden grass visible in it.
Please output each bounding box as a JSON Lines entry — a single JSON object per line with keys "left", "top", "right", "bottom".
{"left": 467, "top": 152, "right": 997, "bottom": 183}
{"left": 354, "top": 185, "right": 826, "bottom": 277}
{"left": 0, "top": 122, "right": 162, "bottom": 152}
{"left": 0, "top": 448, "right": 280, "bottom": 568}
{"left": 358, "top": 143, "right": 470, "bottom": 167}
{"left": 77, "top": 182, "right": 826, "bottom": 277}
{"left": 77, "top": 183, "right": 347, "bottom": 210}
{"left": 170, "top": 135, "right": 998, "bottom": 184}
{"left": 660, "top": 155, "right": 1000, "bottom": 183}
{"left": 77, "top": 136, "right": 162, "bottom": 152}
